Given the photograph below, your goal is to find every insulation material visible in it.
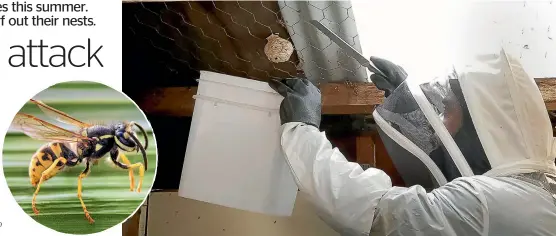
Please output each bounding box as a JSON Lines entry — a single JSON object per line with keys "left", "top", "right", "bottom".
{"left": 277, "top": 1, "right": 368, "bottom": 83}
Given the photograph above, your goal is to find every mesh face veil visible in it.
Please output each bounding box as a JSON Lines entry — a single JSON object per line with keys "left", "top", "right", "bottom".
{"left": 374, "top": 72, "right": 490, "bottom": 189}
{"left": 373, "top": 48, "right": 556, "bottom": 189}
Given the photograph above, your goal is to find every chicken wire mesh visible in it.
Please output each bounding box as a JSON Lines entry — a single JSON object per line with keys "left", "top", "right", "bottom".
{"left": 123, "top": 0, "right": 369, "bottom": 85}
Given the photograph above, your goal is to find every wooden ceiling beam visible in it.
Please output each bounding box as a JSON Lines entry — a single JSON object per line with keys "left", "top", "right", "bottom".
{"left": 136, "top": 79, "right": 556, "bottom": 117}
{"left": 537, "top": 79, "right": 556, "bottom": 111}
{"left": 139, "top": 87, "right": 197, "bottom": 117}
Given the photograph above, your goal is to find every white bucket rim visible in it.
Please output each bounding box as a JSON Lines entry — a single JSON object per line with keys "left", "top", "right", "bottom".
{"left": 193, "top": 94, "right": 279, "bottom": 114}
{"left": 198, "top": 70, "right": 282, "bottom": 97}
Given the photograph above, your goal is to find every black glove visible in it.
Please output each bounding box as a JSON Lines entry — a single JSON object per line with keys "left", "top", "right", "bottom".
{"left": 369, "top": 56, "right": 408, "bottom": 97}
{"left": 268, "top": 78, "right": 321, "bottom": 128}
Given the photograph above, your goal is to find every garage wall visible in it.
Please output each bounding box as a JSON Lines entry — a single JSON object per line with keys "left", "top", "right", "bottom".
{"left": 145, "top": 192, "right": 339, "bottom": 236}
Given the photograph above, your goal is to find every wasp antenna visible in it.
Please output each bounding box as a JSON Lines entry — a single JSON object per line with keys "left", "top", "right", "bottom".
{"left": 132, "top": 122, "right": 149, "bottom": 150}
{"left": 129, "top": 133, "right": 148, "bottom": 171}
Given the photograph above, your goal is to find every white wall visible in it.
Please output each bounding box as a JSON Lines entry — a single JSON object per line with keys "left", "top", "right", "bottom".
{"left": 352, "top": 1, "right": 556, "bottom": 79}
{"left": 145, "top": 192, "right": 339, "bottom": 236}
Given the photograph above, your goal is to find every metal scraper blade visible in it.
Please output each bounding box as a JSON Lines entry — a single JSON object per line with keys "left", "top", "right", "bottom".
{"left": 309, "top": 20, "right": 386, "bottom": 78}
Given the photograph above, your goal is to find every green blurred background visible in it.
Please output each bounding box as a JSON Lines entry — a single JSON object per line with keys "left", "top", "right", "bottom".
{"left": 2, "top": 81, "right": 157, "bottom": 234}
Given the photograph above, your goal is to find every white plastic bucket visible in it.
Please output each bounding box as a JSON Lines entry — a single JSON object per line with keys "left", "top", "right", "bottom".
{"left": 178, "top": 71, "right": 298, "bottom": 216}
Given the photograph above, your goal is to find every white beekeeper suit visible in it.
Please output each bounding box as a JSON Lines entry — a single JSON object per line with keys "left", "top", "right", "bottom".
{"left": 277, "top": 49, "right": 556, "bottom": 235}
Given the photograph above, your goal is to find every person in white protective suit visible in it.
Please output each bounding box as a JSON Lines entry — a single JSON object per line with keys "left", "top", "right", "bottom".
{"left": 268, "top": 48, "right": 556, "bottom": 236}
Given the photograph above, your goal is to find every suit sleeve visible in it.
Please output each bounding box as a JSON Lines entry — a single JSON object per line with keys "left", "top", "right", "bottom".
{"left": 279, "top": 122, "right": 487, "bottom": 236}
{"left": 279, "top": 122, "right": 392, "bottom": 235}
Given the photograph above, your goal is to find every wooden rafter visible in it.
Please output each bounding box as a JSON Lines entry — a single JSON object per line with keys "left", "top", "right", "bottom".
{"left": 537, "top": 79, "right": 556, "bottom": 110}
{"left": 122, "top": 208, "right": 141, "bottom": 236}
{"left": 137, "top": 79, "right": 556, "bottom": 117}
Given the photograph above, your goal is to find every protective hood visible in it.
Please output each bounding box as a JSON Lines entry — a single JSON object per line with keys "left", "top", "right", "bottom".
{"left": 373, "top": 48, "right": 556, "bottom": 188}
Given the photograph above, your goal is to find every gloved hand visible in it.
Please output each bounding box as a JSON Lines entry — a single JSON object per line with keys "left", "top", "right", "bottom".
{"left": 268, "top": 78, "right": 321, "bottom": 128}
{"left": 369, "top": 56, "right": 408, "bottom": 97}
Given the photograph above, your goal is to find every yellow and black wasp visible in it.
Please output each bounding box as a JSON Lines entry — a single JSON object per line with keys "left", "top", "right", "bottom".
{"left": 10, "top": 99, "right": 149, "bottom": 224}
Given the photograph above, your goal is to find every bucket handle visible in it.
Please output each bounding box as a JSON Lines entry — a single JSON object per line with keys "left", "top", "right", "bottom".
{"left": 193, "top": 94, "right": 279, "bottom": 114}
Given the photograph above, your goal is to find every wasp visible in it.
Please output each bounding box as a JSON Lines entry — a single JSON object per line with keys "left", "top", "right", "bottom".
{"left": 10, "top": 99, "right": 149, "bottom": 224}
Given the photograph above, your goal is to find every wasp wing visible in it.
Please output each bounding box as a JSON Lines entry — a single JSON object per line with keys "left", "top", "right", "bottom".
{"left": 29, "top": 99, "right": 93, "bottom": 129}
{"left": 11, "top": 113, "right": 91, "bottom": 143}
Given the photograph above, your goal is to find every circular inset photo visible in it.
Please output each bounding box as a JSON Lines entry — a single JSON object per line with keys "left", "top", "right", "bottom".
{"left": 2, "top": 81, "right": 157, "bottom": 234}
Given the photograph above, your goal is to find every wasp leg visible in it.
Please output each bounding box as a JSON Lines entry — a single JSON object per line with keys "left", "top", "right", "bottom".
{"left": 32, "top": 157, "right": 66, "bottom": 215}
{"left": 77, "top": 161, "right": 95, "bottom": 224}
{"left": 118, "top": 153, "right": 135, "bottom": 192}
{"left": 110, "top": 149, "right": 145, "bottom": 193}
{"left": 131, "top": 162, "right": 145, "bottom": 193}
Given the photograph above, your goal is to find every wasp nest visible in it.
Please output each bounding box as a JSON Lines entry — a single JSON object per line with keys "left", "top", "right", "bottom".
{"left": 264, "top": 34, "right": 294, "bottom": 63}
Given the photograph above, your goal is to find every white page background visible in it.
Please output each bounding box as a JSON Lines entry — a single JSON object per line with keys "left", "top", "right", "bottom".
{"left": 0, "top": 0, "right": 122, "bottom": 235}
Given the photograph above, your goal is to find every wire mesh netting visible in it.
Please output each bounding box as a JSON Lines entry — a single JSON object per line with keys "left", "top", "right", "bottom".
{"left": 123, "top": 1, "right": 368, "bottom": 86}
